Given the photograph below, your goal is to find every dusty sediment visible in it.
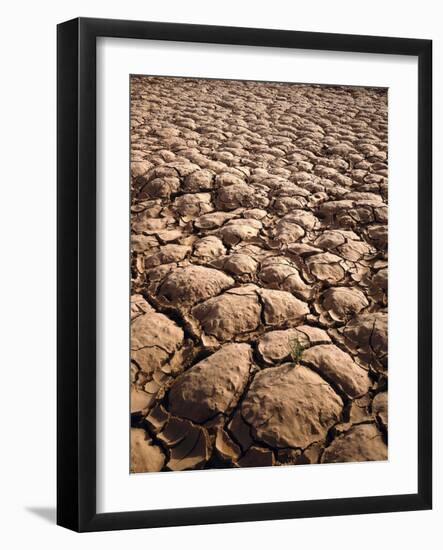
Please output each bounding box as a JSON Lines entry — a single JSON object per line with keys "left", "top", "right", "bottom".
{"left": 130, "top": 76, "right": 388, "bottom": 472}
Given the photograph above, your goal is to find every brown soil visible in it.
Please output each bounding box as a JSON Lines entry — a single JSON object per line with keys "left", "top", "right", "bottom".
{"left": 130, "top": 76, "right": 388, "bottom": 472}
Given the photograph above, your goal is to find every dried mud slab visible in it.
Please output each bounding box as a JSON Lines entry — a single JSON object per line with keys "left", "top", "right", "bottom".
{"left": 192, "top": 286, "right": 262, "bottom": 343}
{"left": 302, "top": 344, "right": 371, "bottom": 399}
{"left": 321, "top": 423, "right": 387, "bottom": 463}
{"left": 257, "top": 326, "right": 331, "bottom": 365}
{"left": 317, "top": 286, "right": 369, "bottom": 324}
{"left": 131, "top": 387, "right": 153, "bottom": 415}
{"left": 168, "top": 343, "right": 252, "bottom": 423}
{"left": 341, "top": 311, "right": 388, "bottom": 371}
{"left": 130, "top": 76, "right": 388, "bottom": 472}
{"left": 215, "top": 428, "right": 242, "bottom": 463}
{"left": 236, "top": 446, "right": 276, "bottom": 468}
{"left": 157, "top": 417, "right": 211, "bottom": 471}
{"left": 372, "top": 391, "right": 388, "bottom": 430}
{"left": 131, "top": 295, "right": 184, "bottom": 375}
{"left": 130, "top": 428, "right": 165, "bottom": 473}
{"left": 157, "top": 265, "right": 234, "bottom": 309}
{"left": 241, "top": 364, "right": 343, "bottom": 449}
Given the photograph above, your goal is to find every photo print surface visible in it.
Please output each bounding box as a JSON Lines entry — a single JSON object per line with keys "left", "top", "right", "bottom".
{"left": 130, "top": 75, "right": 388, "bottom": 474}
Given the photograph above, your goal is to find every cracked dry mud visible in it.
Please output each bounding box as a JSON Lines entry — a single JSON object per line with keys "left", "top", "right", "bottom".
{"left": 130, "top": 76, "right": 388, "bottom": 473}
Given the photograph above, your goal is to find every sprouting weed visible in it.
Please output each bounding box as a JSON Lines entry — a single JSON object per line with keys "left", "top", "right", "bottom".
{"left": 289, "top": 336, "right": 305, "bottom": 365}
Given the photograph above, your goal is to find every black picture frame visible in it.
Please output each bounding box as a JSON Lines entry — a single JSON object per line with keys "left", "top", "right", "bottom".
{"left": 57, "top": 17, "right": 432, "bottom": 532}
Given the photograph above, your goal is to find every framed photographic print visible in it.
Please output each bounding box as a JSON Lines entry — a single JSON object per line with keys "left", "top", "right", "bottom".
{"left": 57, "top": 17, "right": 432, "bottom": 532}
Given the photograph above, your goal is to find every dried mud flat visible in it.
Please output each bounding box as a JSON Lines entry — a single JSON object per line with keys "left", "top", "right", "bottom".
{"left": 130, "top": 76, "right": 388, "bottom": 473}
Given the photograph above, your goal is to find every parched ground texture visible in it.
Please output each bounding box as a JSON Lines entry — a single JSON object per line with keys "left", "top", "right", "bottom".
{"left": 130, "top": 76, "right": 388, "bottom": 473}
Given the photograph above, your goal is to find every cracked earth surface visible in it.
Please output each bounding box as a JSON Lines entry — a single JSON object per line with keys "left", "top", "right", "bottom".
{"left": 130, "top": 76, "right": 388, "bottom": 473}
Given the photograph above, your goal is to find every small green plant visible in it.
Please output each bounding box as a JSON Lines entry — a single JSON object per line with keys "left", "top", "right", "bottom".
{"left": 289, "top": 336, "right": 305, "bottom": 365}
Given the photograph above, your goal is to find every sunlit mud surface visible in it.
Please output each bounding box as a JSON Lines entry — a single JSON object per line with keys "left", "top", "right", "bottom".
{"left": 130, "top": 76, "right": 388, "bottom": 473}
